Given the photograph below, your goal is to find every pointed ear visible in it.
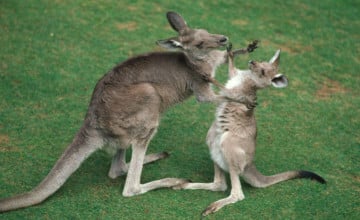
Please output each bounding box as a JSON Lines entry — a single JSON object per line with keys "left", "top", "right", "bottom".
{"left": 271, "top": 74, "right": 288, "bottom": 88}
{"left": 156, "top": 38, "right": 183, "bottom": 50}
{"left": 269, "top": 49, "right": 281, "bottom": 67}
{"left": 166, "top": 11, "right": 188, "bottom": 32}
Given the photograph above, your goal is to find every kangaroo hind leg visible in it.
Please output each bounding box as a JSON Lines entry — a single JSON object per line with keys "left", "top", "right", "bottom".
{"left": 202, "top": 143, "right": 247, "bottom": 216}
{"left": 173, "top": 163, "right": 227, "bottom": 191}
{"left": 202, "top": 169, "right": 245, "bottom": 217}
{"left": 122, "top": 129, "right": 188, "bottom": 197}
{"left": 108, "top": 149, "right": 170, "bottom": 179}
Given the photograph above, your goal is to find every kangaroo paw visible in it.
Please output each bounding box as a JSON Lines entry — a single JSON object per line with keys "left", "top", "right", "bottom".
{"left": 226, "top": 42, "right": 233, "bottom": 52}
{"left": 247, "top": 40, "right": 259, "bottom": 52}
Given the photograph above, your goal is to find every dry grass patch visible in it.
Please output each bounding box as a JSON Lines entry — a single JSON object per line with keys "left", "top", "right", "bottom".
{"left": 315, "top": 78, "right": 347, "bottom": 100}
{"left": 262, "top": 39, "right": 313, "bottom": 55}
{"left": 116, "top": 21, "right": 138, "bottom": 31}
{"left": 0, "top": 134, "right": 9, "bottom": 145}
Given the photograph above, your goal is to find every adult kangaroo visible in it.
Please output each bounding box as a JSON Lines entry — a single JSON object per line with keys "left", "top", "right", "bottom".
{"left": 0, "top": 12, "right": 256, "bottom": 212}
{"left": 174, "top": 45, "right": 326, "bottom": 216}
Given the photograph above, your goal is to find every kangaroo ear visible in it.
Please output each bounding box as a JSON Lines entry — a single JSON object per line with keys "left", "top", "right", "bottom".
{"left": 271, "top": 74, "right": 288, "bottom": 88}
{"left": 166, "top": 11, "right": 188, "bottom": 32}
{"left": 156, "top": 38, "right": 183, "bottom": 50}
{"left": 269, "top": 49, "right": 281, "bottom": 67}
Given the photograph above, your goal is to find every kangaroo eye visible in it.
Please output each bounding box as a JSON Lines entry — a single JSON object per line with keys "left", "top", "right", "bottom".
{"left": 196, "top": 41, "right": 204, "bottom": 48}
{"left": 261, "top": 69, "right": 265, "bottom": 76}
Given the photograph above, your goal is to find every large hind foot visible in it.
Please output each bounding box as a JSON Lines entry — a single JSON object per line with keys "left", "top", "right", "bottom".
{"left": 202, "top": 193, "right": 245, "bottom": 217}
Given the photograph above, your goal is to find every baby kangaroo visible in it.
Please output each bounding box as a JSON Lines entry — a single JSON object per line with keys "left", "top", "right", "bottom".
{"left": 175, "top": 45, "right": 326, "bottom": 216}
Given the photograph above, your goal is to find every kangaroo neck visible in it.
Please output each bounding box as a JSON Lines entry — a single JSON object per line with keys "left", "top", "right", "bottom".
{"left": 184, "top": 49, "right": 224, "bottom": 78}
{"left": 184, "top": 53, "right": 213, "bottom": 79}
{"left": 224, "top": 70, "right": 258, "bottom": 108}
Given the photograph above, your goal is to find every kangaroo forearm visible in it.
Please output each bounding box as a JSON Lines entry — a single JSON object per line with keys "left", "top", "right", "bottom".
{"left": 233, "top": 48, "right": 249, "bottom": 56}
{"left": 222, "top": 48, "right": 254, "bottom": 63}
{"left": 229, "top": 40, "right": 259, "bottom": 58}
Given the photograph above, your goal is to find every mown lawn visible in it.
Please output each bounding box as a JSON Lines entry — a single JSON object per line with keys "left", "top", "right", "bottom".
{"left": 0, "top": 0, "right": 359, "bottom": 219}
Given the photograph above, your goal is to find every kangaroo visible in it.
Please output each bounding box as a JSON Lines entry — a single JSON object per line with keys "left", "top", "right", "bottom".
{"left": 174, "top": 45, "right": 326, "bottom": 216}
{"left": 0, "top": 12, "right": 258, "bottom": 212}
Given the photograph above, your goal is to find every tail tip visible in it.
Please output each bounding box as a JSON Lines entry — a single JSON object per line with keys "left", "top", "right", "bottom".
{"left": 298, "top": 170, "right": 326, "bottom": 184}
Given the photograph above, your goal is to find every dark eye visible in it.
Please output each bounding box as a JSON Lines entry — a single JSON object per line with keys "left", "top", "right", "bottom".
{"left": 261, "top": 69, "right": 265, "bottom": 76}
{"left": 196, "top": 41, "right": 204, "bottom": 48}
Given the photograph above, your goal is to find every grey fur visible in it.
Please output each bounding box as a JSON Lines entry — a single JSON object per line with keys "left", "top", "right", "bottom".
{"left": 174, "top": 48, "right": 325, "bottom": 216}
{"left": 0, "top": 12, "right": 256, "bottom": 212}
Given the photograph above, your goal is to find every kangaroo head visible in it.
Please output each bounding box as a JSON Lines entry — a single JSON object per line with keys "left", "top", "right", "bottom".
{"left": 248, "top": 50, "right": 288, "bottom": 89}
{"left": 157, "top": 11, "right": 228, "bottom": 52}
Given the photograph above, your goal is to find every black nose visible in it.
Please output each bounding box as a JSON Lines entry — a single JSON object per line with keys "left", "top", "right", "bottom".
{"left": 219, "top": 37, "right": 228, "bottom": 43}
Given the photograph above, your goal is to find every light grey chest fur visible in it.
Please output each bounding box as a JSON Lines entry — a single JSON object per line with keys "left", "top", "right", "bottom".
{"left": 209, "top": 70, "right": 253, "bottom": 172}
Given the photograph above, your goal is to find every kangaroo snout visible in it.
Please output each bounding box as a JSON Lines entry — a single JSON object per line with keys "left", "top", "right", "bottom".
{"left": 219, "top": 36, "right": 229, "bottom": 44}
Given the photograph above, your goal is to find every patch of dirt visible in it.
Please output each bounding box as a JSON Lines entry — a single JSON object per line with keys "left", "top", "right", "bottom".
{"left": 354, "top": 175, "right": 360, "bottom": 183}
{"left": 127, "top": 6, "right": 137, "bottom": 11}
{"left": 315, "top": 79, "right": 347, "bottom": 100}
{"left": 282, "top": 43, "right": 313, "bottom": 54}
{"left": 231, "top": 19, "right": 249, "bottom": 26}
{"left": 262, "top": 40, "right": 313, "bottom": 55}
{"left": 116, "top": 21, "right": 138, "bottom": 31}
{"left": 0, "top": 134, "right": 20, "bottom": 152}
{"left": 0, "top": 134, "right": 9, "bottom": 144}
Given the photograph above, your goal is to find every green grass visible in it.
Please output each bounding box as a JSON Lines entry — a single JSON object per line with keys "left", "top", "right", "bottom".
{"left": 0, "top": 0, "right": 359, "bottom": 219}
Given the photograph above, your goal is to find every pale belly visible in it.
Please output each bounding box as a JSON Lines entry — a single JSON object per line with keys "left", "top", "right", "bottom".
{"left": 209, "top": 132, "right": 229, "bottom": 172}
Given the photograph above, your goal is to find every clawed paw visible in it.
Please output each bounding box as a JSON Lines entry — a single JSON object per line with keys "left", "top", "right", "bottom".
{"left": 246, "top": 101, "right": 258, "bottom": 110}
{"left": 247, "top": 40, "right": 259, "bottom": 52}
{"left": 226, "top": 42, "right": 234, "bottom": 59}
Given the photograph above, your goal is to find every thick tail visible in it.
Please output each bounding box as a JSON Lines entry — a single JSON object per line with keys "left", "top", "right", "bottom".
{"left": 0, "top": 127, "right": 102, "bottom": 212}
{"left": 242, "top": 164, "right": 326, "bottom": 188}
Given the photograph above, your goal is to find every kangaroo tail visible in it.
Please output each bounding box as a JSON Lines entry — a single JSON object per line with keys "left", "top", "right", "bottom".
{"left": 242, "top": 164, "right": 326, "bottom": 188}
{"left": 0, "top": 127, "right": 102, "bottom": 212}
